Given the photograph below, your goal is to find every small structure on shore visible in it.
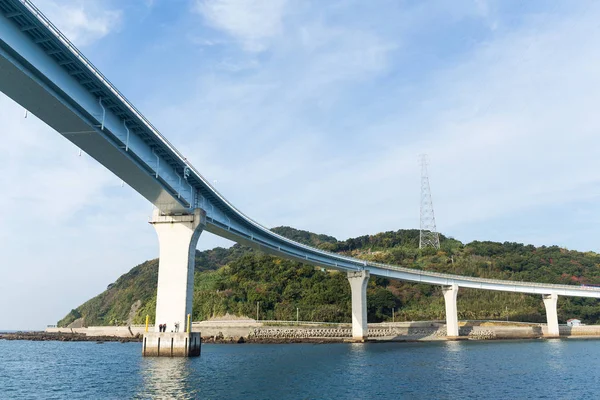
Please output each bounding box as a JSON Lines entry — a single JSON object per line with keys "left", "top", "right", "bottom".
{"left": 567, "top": 319, "right": 582, "bottom": 327}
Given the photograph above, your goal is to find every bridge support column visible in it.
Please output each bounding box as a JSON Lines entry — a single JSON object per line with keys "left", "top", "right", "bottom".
{"left": 442, "top": 284, "right": 459, "bottom": 338}
{"left": 347, "top": 270, "right": 369, "bottom": 342}
{"left": 143, "top": 208, "right": 206, "bottom": 357}
{"left": 542, "top": 293, "right": 559, "bottom": 337}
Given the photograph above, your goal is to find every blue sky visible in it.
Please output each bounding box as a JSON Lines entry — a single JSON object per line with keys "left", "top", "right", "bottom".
{"left": 1, "top": 0, "right": 600, "bottom": 330}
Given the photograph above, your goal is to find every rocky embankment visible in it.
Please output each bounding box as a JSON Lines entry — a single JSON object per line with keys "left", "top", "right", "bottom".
{"left": 0, "top": 331, "right": 343, "bottom": 344}
{"left": 202, "top": 334, "right": 345, "bottom": 344}
{"left": 12, "top": 323, "right": 600, "bottom": 343}
{"left": 0, "top": 332, "right": 142, "bottom": 342}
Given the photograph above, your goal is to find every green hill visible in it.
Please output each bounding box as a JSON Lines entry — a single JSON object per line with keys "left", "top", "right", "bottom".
{"left": 57, "top": 227, "right": 600, "bottom": 327}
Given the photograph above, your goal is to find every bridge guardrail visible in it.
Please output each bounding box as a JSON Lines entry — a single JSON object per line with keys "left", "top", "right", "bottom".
{"left": 243, "top": 222, "right": 600, "bottom": 293}
{"left": 18, "top": 0, "right": 600, "bottom": 297}
{"left": 367, "top": 260, "right": 600, "bottom": 292}
{"left": 19, "top": 0, "right": 195, "bottom": 174}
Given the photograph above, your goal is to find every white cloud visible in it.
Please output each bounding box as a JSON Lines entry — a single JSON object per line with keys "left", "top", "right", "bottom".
{"left": 34, "top": 0, "right": 122, "bottom": 46}
{"left": 0, "top": 0, "right": 130, "bottom": 329}
{"left": 161, "top": 0, "right": 600, "bottom": 250}
{"left": 0, "top": 93, "right": 234, "bottom": 330}
{"left": 4, "top": 0, "right": 600, "bottom": 330}
{"left": 193, "top": 0, "right": 287, "bottom": 52}
{"left": 0, "top": 94, "right": 159, "bottom": 329}
{"left": 414, "top": 5, "right": 600, "bottom": 229}
{"left": 295, "top": 23, "right": 396, "bottom": 90}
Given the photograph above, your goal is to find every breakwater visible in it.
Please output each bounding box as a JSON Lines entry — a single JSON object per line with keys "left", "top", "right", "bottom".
{"left": 39, "top": 320, "right": 600, "bottom": 343}
{"left": 0, "top": 331, "right": 140, "bottom": 342}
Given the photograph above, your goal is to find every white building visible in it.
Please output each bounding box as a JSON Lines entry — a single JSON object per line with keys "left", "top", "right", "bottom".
{"left": 567, "top": 319, "right": 582, "bottom": 327}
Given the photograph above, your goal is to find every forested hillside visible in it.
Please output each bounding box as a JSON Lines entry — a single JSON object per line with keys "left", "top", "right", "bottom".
{"left": 58, "top": 227, "right": 600, "bottom": 327}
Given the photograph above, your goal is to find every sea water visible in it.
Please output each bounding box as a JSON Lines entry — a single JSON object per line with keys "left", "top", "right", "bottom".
{"left": 0, "top": 339, "right": 598, "bottom": 399}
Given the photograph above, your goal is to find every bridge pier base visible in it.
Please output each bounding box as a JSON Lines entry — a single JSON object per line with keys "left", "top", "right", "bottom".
{"left": 143, "top": 208, "right": 206, "bottom": 357}
{"left": 442, "top": 284, "right": 459, "bottom": 338}
{"left": 347, "top": 270, "right": 369, "bottom": 342}
{"left": 542, "top": 293, "right": 560, "bottom": 337}
{"left": 142, "top": 332, "right": 201, "bottom": 357}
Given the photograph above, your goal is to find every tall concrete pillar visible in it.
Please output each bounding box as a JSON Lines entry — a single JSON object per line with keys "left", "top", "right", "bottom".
{"left": 347, "top": 270, "right": 370, "bottom": 341}
{"left": 442, "top": 284, "right": 459, "bottom": 338}
{"left": 542, "top": 293, "right": 559, "bottom": 337}
{"left": 150, "top": 208, "right": 206, "bottom": 333}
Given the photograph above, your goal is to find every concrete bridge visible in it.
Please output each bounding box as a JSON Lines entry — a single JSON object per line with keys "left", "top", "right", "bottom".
{"left": 1, "top": 0, "right": 599, "bottom": 356}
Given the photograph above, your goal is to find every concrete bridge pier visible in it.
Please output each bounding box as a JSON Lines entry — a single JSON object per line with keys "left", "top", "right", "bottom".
{"left": 442, "top": 284, "right": 459, "bottom": 338}
{"left": 347, "top": 270, "right": 370, "bottom": 342}
{"left": 542, "top": 293, "right": 560, "bottom": 337}
{"left": 142, "top": 208, "right": 206, "bottom": 357}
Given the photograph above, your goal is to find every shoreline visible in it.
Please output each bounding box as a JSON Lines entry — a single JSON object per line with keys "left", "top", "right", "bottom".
{"left": 3, "top": 331, "right": 600, "bottom": 344}
{"left": 0, "top": 332, "right": 141, "bottom": 343}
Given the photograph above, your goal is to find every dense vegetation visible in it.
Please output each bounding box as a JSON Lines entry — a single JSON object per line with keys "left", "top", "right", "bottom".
{"left": 58, "top": 227, "right": 600, "bottom": 327}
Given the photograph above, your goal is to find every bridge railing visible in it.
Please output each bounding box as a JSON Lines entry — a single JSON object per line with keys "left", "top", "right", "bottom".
{"left": 367, "top": 260, "right": 600, "bottom": 292}
{"left": 20, "top": 0, "right": 281, "bottom": 222}
{"left": 19, "top": 0, "right": 202, "bottom": 179}
{"left": 238, "top": 220, "right": 600, "bottom": 293}
{"left": 17, "top": 0, "right": 600, "bottom": 297}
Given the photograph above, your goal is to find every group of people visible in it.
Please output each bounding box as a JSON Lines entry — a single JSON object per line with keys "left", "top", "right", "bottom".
{"left": 158, "top": 322, "right": 180, "bottom": 333}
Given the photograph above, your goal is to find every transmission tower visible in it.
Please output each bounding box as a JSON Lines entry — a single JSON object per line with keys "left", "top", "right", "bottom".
{"left": 419, "top": 154, "right": 440, "bottom": 249}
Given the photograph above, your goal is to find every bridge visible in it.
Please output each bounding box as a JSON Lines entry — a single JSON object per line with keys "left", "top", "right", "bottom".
{"left": 1, "top": 0, "right": 599, "bottom": 356}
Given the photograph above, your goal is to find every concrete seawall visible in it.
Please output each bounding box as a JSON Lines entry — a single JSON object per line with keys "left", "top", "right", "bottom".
{"left": 46, "top": 326, "right": 147, "bottom": 336}
{"left": 45, "top": 321, "right": 600, "bottom": 341}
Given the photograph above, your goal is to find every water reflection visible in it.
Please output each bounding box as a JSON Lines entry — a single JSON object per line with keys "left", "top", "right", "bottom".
{"left": 346, "top": 343, "right": 369, "bottom": 386}
{"left": 442, "top": 340, "right": 466, "bottom": 373}
{"left": 544, "top": 338, "right": 566, "bottom": 372}
{"left": 436, "top": 340, "right": 469, "bottom": 395}
{"left": 445, "top": 340, "right": 464, "bottom": 353}
{"left": 135, "top": 357, "right": 197, "bottom": 399}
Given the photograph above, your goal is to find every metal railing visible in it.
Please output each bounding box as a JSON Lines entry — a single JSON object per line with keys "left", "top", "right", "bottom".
{"left": 19, "top": 0, "right": 190, "bottom": 166}
{"left": 16, "top": 0, "right": 600, "bottom": 297}
{"left": 368, "top": 260, "right": 600, "bottom": 292}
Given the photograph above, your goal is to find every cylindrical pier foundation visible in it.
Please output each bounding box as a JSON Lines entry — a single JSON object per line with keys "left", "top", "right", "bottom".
{"left": 142, "top": 332, "right": 201, "bottom": 357}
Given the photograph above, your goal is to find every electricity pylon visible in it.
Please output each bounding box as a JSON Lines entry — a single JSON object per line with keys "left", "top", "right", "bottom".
{"left": 419, "top": 154, "right": 440, "bottom": 249}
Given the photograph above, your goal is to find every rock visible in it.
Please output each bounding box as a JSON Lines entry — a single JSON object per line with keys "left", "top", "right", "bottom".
{"left": 237, "top": 336, "right": 245, "bottom": 344}
{"left": 0, "top": 332, "right": 142, "bottom": 343}
{"left": 67, "top": 318, "right": 86, "bottom": 329}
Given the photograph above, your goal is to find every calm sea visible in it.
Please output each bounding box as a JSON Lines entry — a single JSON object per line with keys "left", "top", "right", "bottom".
{"left": 0, "top": 339, "right": 598, "bottom": 399}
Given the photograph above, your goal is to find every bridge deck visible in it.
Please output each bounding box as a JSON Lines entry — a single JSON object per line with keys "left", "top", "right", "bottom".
{"left": 1, "top": 0, "right": 599, "bottom": 299}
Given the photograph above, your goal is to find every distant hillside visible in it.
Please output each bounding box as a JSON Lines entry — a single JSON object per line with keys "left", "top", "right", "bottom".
{"left": 58, "top": 227, "right": 600, "bottom": 327}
